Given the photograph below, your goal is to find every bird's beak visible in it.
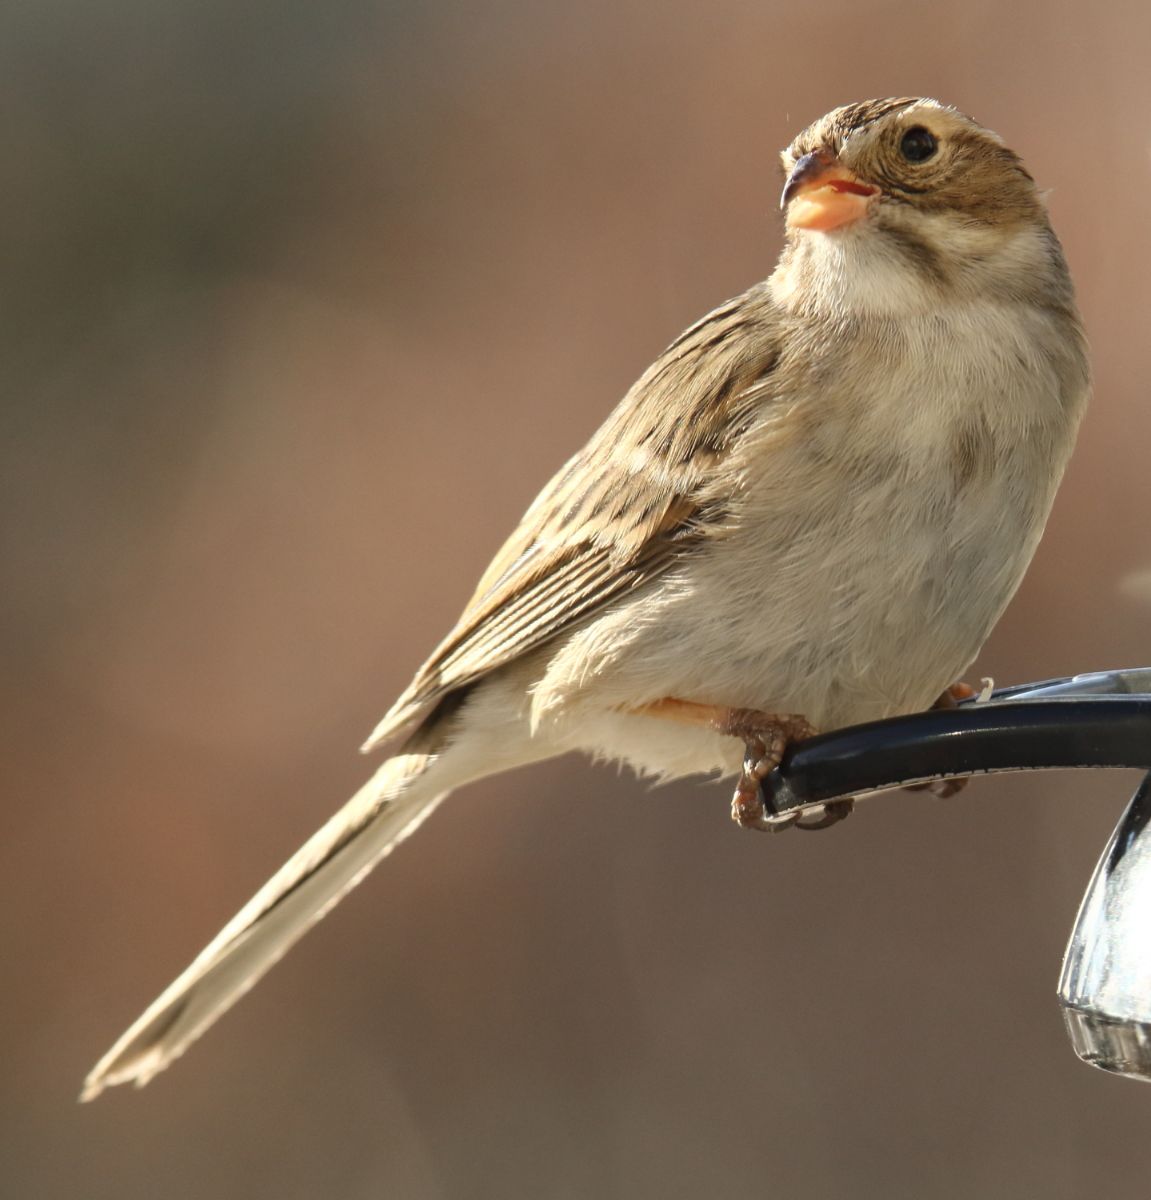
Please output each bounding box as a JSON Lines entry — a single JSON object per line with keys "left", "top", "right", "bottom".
{"left": 781, "top": 150, "right": 880, "bottom": 232}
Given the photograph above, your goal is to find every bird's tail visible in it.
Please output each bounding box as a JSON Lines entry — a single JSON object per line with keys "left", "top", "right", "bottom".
{"left": 81, "top": 742, "right": 453, "bottom": 1101}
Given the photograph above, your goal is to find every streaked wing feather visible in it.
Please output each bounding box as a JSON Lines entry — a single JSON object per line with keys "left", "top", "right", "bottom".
{"left": 364, "top": 286, "right": 781, "bottom": 749}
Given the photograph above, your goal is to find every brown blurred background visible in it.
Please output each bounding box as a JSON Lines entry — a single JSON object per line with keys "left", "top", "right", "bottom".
{"left": 4, "top": 0, "right": 1151, "bottom": 1196}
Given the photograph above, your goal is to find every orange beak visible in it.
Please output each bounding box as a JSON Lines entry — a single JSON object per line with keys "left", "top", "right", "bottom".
{"left": 781, "top": 150, "right": 880, "bottom": 232}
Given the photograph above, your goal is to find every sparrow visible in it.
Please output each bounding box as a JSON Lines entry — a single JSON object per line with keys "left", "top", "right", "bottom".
{"left": 82, "top": 98, "right": 1089, "bottom": 1099}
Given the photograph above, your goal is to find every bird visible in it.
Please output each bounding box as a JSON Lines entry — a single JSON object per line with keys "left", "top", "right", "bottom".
{"left": 82, "top": 98, "right": 1089, "bottom": 1099}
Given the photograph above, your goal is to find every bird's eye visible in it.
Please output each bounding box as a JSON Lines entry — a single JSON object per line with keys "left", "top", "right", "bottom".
{"left": 899, "top": 126, "right": 937, "bottom": 163}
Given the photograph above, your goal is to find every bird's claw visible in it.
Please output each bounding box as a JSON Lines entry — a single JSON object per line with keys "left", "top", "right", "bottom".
{"left": 726, "top": 713, "right": 850, "bottom": 832}
{"left": 793, "top": 798, "right": 855, "bottom": 829}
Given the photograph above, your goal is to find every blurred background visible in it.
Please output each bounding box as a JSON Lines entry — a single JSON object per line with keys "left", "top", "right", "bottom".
{"left": 4, "top": 0, "right": 1151, "bottom": 1195}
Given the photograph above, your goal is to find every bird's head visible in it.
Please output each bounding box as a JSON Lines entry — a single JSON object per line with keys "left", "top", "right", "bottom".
{"left": 780, "top": 98, "right": 1043, "bottom": 233}
{"left": 775, "top": 98, "right": 1061, "bottom": 312}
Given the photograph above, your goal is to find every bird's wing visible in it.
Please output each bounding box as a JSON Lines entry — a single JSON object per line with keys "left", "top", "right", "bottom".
{"left": 364, "top": 288, "right": 782, "bottom": 750}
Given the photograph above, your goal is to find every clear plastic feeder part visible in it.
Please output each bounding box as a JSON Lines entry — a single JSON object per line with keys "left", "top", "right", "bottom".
{"left": 762, "top": 667, "right": 1151, "bottom": 1082}
{"left": 1059, "top": 773, "right": 1151, "bottom": 1081}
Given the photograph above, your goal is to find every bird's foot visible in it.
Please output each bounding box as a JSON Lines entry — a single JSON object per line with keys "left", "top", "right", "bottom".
{"left": 903, "top": 681, "right": 978, "bottom": 799}
{"left": 721, "top": 709, "right": 850, "bottom": 832}
{"left": 937, "top": 681, "right": 978, "bottom": 706}
{"left": 626, "top": 698, "right": 845, "bottom": 832}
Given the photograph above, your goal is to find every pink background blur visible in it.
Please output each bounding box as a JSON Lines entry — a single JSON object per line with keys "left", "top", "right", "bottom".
{"left": 5, "top": 1, "right": 1151, "bottom": 1195}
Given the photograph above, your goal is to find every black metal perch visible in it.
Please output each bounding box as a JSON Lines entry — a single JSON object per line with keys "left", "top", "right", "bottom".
{"left": 762, "top": 668, "right": 1151, "bottom": 1083}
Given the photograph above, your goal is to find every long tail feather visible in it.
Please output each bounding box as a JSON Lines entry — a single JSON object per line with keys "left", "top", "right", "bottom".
{"left": 81, "top": 750, "right": 446, "bottom": 1100}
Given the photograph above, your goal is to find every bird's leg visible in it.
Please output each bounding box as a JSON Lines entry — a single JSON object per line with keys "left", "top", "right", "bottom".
{"left": 721, "top": 707, "right": 822, "bottom": 831}
{"left": 903, "top": 680, "right": 977, "bottom": 799}
{"left": 627, "top": 698, "right": 849, "bottom": 832}
{"left": 937, "top": 681, "right": 978, "bottom": 706}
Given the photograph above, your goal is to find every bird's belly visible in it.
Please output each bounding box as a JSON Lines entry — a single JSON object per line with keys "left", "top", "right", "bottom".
{"left": 678, "top": 471, "right": 1038, "bottom": 727}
